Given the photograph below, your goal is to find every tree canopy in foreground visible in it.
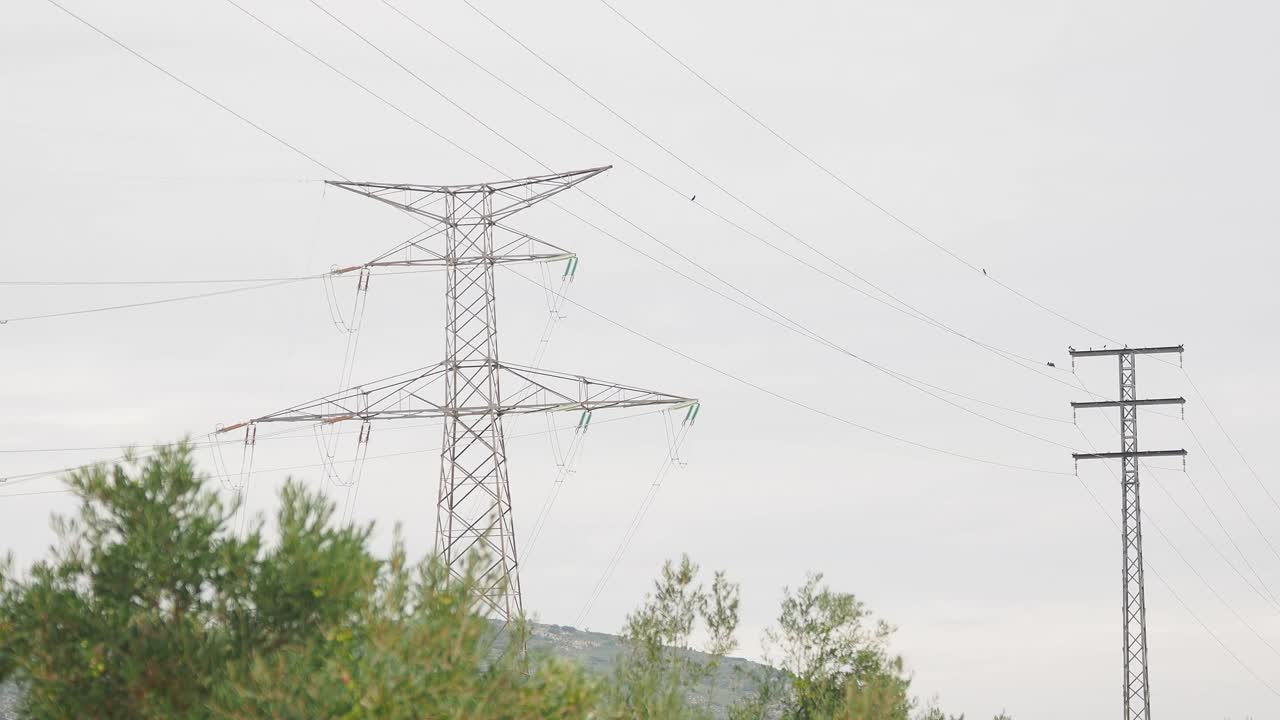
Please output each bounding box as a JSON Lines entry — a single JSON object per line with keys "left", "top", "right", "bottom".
{"left": 0, "top": 443, "right": 1007, "bottom": 720}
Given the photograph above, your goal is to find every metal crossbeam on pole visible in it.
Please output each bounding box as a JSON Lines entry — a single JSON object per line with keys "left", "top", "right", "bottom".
{"left": 1073, "top": 450, "right": 1188, "bottom": 461}
{"left": 1069, "top": 345, "right": 1184, "bottom": 358}
{"left": 1071, "top": 398, "right": 1186, "bottom": 410}
{"left": 1071, "top": 344, "right": 1187, "bottom": 720}
{"left": 220, "top": 167, "right": 698, "bottom": 630}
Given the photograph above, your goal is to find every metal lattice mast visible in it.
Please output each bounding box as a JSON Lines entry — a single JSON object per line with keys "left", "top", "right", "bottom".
{"left": 436, "top": 187, "right": 521, "bottom": 620}
{"left": 1071, "top": 345, "right": 1187, "bottom": 720}
{"left": 1117, "top": 350, "right": 1150, "bottom": 720}
{"left": 220, "top": 167, "right": 699, "bottom": 627}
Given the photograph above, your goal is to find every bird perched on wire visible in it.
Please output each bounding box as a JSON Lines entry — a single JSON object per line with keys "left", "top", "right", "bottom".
{"left": 1047, "top": 361, "right": 1056, "bottom": 368}
{"left": 690, "top": 194, "right": 696, "bottom": 202}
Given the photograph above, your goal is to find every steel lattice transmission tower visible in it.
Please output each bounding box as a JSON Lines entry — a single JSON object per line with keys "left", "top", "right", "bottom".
{"left": 221, "top": 167, "right": 697, "bottom": 626}
{"left": 1070, "top": 345, "right": 1187, "bottom": 720}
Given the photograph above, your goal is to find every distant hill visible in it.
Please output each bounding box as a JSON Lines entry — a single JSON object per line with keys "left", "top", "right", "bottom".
{"left": 527, "top": 622, "right": 776, "bottom": 717}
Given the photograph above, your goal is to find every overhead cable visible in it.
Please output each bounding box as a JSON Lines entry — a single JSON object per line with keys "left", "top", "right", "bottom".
{"left": 590, "top": 0, "right": 1125, "bottom": 347}
{"left": 384, "top": 0, "right": 1071, "bottom": 393}
{"left": 1182, "top": 367, "right": 1280, "bottom": 518}
{"left": 289, "top": 0, "right": 1079, "bottom": 449}
{"left": 0, "top": 276, "right": 315, "bottom": 324}
{"left": 502, "top": 266, "right": 1069, "bottom": 476}
{"left": 40, "top": 0, "right": 345, "bottom": 179}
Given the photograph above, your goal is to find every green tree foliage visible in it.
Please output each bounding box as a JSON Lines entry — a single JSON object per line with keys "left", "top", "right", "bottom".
{"left": 917, "top": 706, "right": 965, "bottom": 720}
{"left": 730, "top": 573, "right": 913, "bottom": 720}
{"left": 0, "top": 444, "right": 271, "bottom": 718}
{"left": 0, "top": 443, "right": 597, "bottom": 719}
{"left": 0, "top": 442, "right": 1011, "bottom": 720}
{"left": 769, "top": 573, "right": 909, "bottom": 718}
{"left": 603, "top": 554, "right": 741, "bottom": 719}
{"left": 209, "top": 544, "right": 598, "bottom": 719}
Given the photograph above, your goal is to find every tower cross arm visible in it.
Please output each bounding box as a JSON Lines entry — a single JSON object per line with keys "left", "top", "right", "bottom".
{"left": 325, "top": 166, "right": 611, "bottom": 223}
{"left": 1071, "top": 397, "right": 1186, "bottom": 409}
{"left": 332, "top": 225, "right": 576, "bottom": 274}
{"left": 216, "top": 362, "right": 698, "bottom": 431}
{"left": 1072, "top": 449, "right": 1188, "bottom": 461}
{"left": 1069, "top": 345, "right": 1183, "bottom": 358}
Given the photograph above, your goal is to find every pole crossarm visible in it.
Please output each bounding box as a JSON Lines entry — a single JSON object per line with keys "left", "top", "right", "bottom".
{"left": 1069, "top": 345, "right": 1183, "bottom": 358}
{"left": 1071, "top": 397, "right": 1186, "bottom": 410}
{"left": 217, "top": 362, "right": 696, "bottom": 429}
{"left": 1073, "top": 449, "right": 1188, "bottom": 461}
{"left": 326, "top": 166, "right": 609, "bottom": 224}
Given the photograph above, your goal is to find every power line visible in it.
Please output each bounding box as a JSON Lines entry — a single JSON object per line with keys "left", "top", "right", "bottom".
{"left": 32, "top": 0, "right": 1139, "bottom": 470}
{"left": 1068, "top": 448, "right": 1280, "bottom": 700}
{"left": 39, "top": 0, "right": 346, "bottom": 180}
{"left": 0, "top": 267, "right": 447, "bottom": 324}
{"left": 575, "top": 420, "right": 691, "bottom": 626}
{"left": 204, "top": 0, "right": 1081, "bottom": 457}
{"left": 0, "top": 418, "right": 418, "bottom": 458}
{"left": 502, "top": 266, "right": 1068, "bottom": 476}
{"left": 1167, "top": 463, "right": 1280, "bottom": 608}
{"left": 0, "top": 275, "right": 316, "bottom": 324}
{"left": 1072, "top": 372, "right": 1280, "bottom": 613}
{"left": 1182, "top": 367, "right": 1280, "bottom": 519}
{"left": 291, "top": 0, "right": 1076, "bottom": 451}
{"left": 1, "top": 426, "right": 311, "bottom": 487}
{"left": 216, "top": 0, "right": 503, "bottom": 178}
{"left": 0, "top": 488, "right": 75, "bottom": 499}
{"left": 24, "top": 1, "right": 1158, "bottom": 462}
{"left": 1077, "top": 425, "right": 1280, "bottom": 620}
{"left": 1142, "top": 496, "right": 1280, "bottom": 662}
{"left": 0, "top": 415, "right": 396, "bottom": 488}
{"left": 0, "top": 443, "right": 443, "bottom": 498}
{"left": 1074, "top": 424, "right": 1280, "bottom": 694}
{"left": 381, "top": 0, "right": 1073, "bottom": 395}
{"left": 460, "top": 0, "right": 1093, "bottom": 392}
{"left": 0, "top": 274, "right": 319, "bottom": 287}
{"left": 34, "top": 0, "right": 1074, "bottom": 493}
{"left": 540, "top": 202, "right": 1078, "bottom": 451}
{"left": 590, "top": 0, "right": 1125, "bottom": 348}
{"left": 1182, "top": 419, "right": 1280, "bottom": 568}
{"left": 1143, "top": 465, "right": 1280, "bottom": 612}
{"left": 49, "top": 174, "right": 324, "bottom": 184}
{"left": 0, "top": 408, "right": 670, "bottom": 493}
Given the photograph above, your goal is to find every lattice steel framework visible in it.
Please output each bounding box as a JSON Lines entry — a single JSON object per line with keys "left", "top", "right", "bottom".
{"left": 1071, "top": 345, "right": 1187, "bottom": 720}
{"left": 221, "top": 167, "right": 697, "bottom": 626}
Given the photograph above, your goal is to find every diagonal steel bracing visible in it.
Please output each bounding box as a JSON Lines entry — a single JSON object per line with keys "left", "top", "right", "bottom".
{"left": 221, "top": 167, "right": 697, "bottom": 627}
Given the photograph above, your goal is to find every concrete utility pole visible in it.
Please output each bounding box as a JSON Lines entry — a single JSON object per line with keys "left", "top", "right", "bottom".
{"left": 220, "top": 167, "right": 698, "bottom": 630}
{"left": 1071, "top": 345, "right": 1187, "bottom": 720}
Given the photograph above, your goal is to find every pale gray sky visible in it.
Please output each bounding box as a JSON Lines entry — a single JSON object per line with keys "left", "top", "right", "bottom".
{"left": 3, "top": 0, "right": 1280, "bottom": 717}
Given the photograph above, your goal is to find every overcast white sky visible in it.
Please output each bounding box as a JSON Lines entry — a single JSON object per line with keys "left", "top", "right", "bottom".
{"left": 3, "top": 0, "right": 1280, "bottom": 717}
